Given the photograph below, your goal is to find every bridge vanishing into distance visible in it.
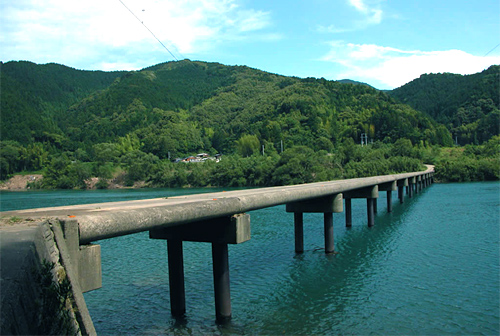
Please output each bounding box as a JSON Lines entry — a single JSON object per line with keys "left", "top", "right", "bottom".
{"left": 1, "top": 166, "right": 434, "bottom": 333}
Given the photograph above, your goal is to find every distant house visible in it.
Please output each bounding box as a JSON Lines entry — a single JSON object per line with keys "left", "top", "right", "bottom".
{"left": 175, "top": 153, "right": 222, "bottom": 163}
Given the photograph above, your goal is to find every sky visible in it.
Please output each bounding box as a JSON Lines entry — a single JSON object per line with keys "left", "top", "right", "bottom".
{"left": 1, "top": 0, "right": 499, "bottom": 89}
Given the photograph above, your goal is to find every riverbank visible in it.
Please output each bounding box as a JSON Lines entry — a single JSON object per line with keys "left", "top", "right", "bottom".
{"left": 0, "top": 174, "right": 43, "bottom": 191}
{"left": 0, "top": 174, "right": 144, "bottom": 191}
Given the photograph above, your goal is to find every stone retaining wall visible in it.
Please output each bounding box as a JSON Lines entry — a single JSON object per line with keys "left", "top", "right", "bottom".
{"left": 0, "top": 220, "right": 96, "bottom": 335}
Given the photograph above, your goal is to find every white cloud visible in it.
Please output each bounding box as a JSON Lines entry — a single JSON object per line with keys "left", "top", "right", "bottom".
{"left": 321, "top": 41, "right": 500, "bottom": 89}
{"left": 318, "top": 0, "right": 383, "bottom": 33}
{"left": 347, "top": 0, "right": 382, "bottom": 25}
{"left": 0, "top": 0, "right": 274, "bottom": 69}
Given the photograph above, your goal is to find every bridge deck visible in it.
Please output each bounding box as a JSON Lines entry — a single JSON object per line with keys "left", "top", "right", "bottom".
{"left": 1, "top": 166, "right": 433, "bottom": 244}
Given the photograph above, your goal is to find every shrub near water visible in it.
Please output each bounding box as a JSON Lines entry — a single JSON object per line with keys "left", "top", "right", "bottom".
{"left": 434, "top": 136, "right": 500, "bottom": 182}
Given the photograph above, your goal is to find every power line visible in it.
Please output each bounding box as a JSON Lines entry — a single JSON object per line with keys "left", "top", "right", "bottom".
{"left": 484, "top": 43, "right": 500, "bottom": 57}
{"left": 117, "top": 0, "right": 179, "bottom": 61}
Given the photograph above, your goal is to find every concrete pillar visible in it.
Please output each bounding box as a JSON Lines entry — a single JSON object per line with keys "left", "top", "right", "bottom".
{"left": 406, "top": 186, "right": 409, "bottom": 195}
{"left": 398, "top": 186, "right": 404, "bottom": 203}
{"left": 286, "top": 194, "right": 342, "bottom": 253}
{"left": 150, "top": 214, "right": 250, "bottom": 321}
{"left": 397, "top": 179, "right": 407, "bottom": 204}
{"left": 167, "top": 239, "right": 186, "bottom": 317}
{"left": 378, "top": 181, "right": 396, "bottom": 213}
{"left": 345, "top": 198, "right": 352, "bottom": 227}
{"left": 387, "top": 190, "right": 393, "bottom": 212}
{"left": 324, "top": 212, "right": 334, "bottom": 254}
{"left": 367, "top": 198, "right": 375, "bottom": 227}
{"left": 373, "top": 198, "right": 378, "bottom": 214}
{"left": 59, "top": 218, "right": 102, "bottom": 293}
{"left": 344, "top": 186, "right": 378, "bottom": 227}
{"left": 294, "top": 212, "right": 304, "bottom": 253}
{"left": 212, "top": 243, "right": 231, "bottom": 323}
{"left": 408, "top": 183, "right": 413, "bottom": 198}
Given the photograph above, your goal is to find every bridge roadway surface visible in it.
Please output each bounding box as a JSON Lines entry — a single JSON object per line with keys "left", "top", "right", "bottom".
{"left": 2, "top": 165, "right": 433, "bottom": 244}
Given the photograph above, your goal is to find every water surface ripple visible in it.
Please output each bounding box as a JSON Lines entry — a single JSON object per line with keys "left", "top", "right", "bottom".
{"left": 1, "top": 183, "right": 498, "bottom": 335}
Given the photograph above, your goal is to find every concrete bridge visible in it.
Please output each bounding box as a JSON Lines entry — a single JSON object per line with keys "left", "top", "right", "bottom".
{"left": 1, "top": 166, "right": 434, "bottom": 331}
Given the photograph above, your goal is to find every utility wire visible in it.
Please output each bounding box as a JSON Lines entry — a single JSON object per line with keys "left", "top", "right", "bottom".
{"left": 117, "top": 0, "right": 179, "bottom": 61}
{"left": 484, "top": 43, "right": 500, "bottom": 57}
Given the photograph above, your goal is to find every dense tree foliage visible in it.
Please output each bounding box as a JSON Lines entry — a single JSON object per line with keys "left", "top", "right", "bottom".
{"left": 1, "top": 61, "right": 124, "bottom": 145}
{"left": 390, "top": 65, "right": 499, "bottom": 145}
{"left": 0, "top": 60, "right": 498, "bottom": 187}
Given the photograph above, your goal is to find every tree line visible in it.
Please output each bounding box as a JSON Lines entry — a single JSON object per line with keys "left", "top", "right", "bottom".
{"left": 1, "top": 136, "right": 498, "bottom": 189}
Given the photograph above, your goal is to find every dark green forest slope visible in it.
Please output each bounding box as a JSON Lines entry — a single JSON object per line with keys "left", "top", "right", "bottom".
{"left": 390, "top": 65, "right": 499, "bottom": 145}
{"left": 1, "top": 61, "right": 125, "bottom": 145}
{"left": 2, "top": 60, "right": 451, "bottom": 153}
{"left": 0, "top": 60, "right": 498, "bottom": 187}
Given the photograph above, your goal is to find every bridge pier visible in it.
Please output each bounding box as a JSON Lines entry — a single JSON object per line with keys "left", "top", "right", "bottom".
{"left": 408, "top": 177, "right": 415, "bottom": 198}
{"left": 293, "top": 213, "right": 304, "bottom": 253}
{"left": 286, "top": 194, "right": 343, "bottom": 254}
{"left": 386, "top": 191, "right": 392, "bottom": 212}
{"left": 379, "top": 181, "right": 397, "bottom": 213}
{"left": 212, "top": 242, "right": 231, "bottom": 322}
{"left": 345, "top": 198, "right": 352, "bottom": 227}
{"left": 167, "top": 240, "right": 185, "bottom": 317}
{"left": 324, "top": 212, "right": 334, "bottom": 254}
{"left": 150, "top": 214, "right": 250, "bottom": 322}
{"left": 344, "top": 186, "right": 379, "bottom": 227}
{"left": 398, "top": 179, "right": 408, "bottom": 204}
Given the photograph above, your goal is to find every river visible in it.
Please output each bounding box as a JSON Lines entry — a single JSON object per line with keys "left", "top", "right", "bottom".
{"left": 1, "top": 182, "right": 498, "bottom": 335}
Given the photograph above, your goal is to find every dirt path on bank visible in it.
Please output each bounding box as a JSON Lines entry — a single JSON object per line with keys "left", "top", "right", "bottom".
{"left": 0, "top": 175, "right": 43, "bottom": 191}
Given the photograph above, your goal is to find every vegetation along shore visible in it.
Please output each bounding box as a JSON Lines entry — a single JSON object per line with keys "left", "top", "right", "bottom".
{"left": 1, "top": 60, "right": 498, "bottom": 190}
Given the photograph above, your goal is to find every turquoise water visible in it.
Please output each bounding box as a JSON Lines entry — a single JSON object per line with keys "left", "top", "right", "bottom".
{"left": 1, "top": 182, "right": 499, "bottom": 335}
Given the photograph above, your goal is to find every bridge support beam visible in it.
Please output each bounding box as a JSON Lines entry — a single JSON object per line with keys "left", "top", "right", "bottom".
{"left": 150, "top": 214, "right": 250, "bottom": 322}
{"left": 367, "top": 199, "right": 375, "bottom": 227}
{"left": 212, "top": 242, "right": 231, "bottom": 322}
{"left": 379, "top": 181, "right": 397, "bottom": 213}
{"left": 345, "top": 198, "right": 352, "bottom": 227}
{"left": 324, "top": 213, "right": 334, "bottom": 254}
{"left": 397, "top": 179, "right": 408, "bottom": 204}
{"left": 386, "top": 191, "right": 392, "bottom": 212}
{"left": 59, "top": 218, "right": 102, "bottom": 293}
{"left": 286, "top": 194, "right": 343, "bottom": 254}
{"left": 167, "top": 239, "right": 185, "bottom": 317}
{"left": 344, "top": 186, "right": 378, "bottom": 227}
{"left": 408, "top": 177, "right": 416, "bottom": 198}
{"left": 293, "top": 213, "right": 304, "bottom": 253}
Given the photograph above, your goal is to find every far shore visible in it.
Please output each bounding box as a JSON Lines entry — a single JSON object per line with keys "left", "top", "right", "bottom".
{"left": 0, "top": 174, "right": 145, "bottom": 191}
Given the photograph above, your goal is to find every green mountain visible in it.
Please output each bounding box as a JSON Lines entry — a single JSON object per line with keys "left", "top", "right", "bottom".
{"left": 62, "top": 60, "right": 452, "bottom": 156}
{"left": 2, "top": 59, "right": 451, "bottom": 159}
{"left": 2, "top": 60, "right": 498, "bottom": 187}
{"left": 1, "top": 61, "right": 125, "bottom": 145}
{"left": 337, "top": 79, "right": 375, "bottom": 89}
{"left": 390, "top": 65, "right": 499, "bottom": 144}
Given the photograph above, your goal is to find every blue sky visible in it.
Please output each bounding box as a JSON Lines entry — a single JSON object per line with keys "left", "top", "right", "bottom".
{"left": 1, "top": 0, "right": 499, "bottom": 89}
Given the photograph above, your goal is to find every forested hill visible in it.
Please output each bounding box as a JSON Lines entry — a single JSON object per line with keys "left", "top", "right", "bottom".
{"left": 390, "top": 65, "right": 499, "bottom": 145}
{"left": 2, "top": 59, "right": 451, "bottom": 158}
{"left": 1, "top": 61, "right": 125, "bottom": 144}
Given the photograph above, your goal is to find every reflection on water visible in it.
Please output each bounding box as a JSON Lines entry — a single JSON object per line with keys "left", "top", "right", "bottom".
{"left": 2, "top": 183, "right": 499, "bottom": 334}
